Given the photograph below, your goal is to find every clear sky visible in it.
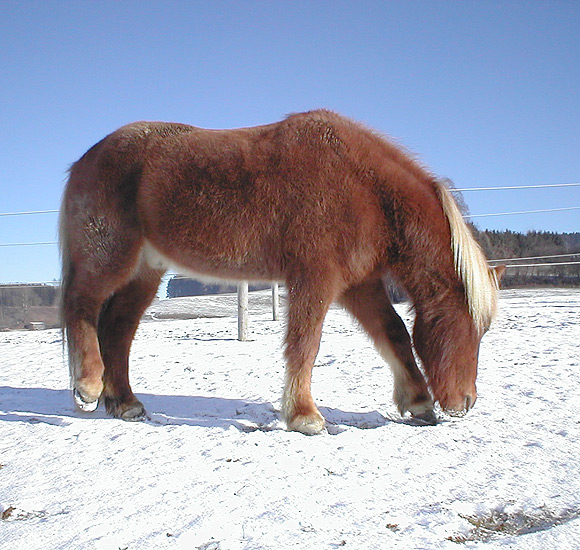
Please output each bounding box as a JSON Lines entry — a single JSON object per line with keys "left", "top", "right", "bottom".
{"left": 1, "top": 1, "right": 579, "bottom": 284}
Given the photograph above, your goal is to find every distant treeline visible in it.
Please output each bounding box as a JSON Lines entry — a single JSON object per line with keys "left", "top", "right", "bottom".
{"left": 0, "top": 284, "right": 60, "bottom": 330}
{"left": 0, "top": 284, "right": 59, "bottom": 307}
{"left": 473, "top": 229, "right": 580, "bottom": 287}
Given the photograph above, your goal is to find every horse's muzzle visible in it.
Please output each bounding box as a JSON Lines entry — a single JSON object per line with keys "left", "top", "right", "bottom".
{"left": 443, "top": 393, "right": 476, "bottom": 417}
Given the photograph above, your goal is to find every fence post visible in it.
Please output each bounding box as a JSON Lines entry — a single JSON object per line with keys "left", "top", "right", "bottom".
{"left": 272, "top": 283, "right": 280, "bottom": 321}
{"left": 237, "top": 281, "right": 248, "bottom": 341}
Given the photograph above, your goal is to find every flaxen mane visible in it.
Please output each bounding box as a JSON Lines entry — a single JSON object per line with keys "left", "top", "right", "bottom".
{"left": 435, "top": 180, "right": 499, "bottom": 334}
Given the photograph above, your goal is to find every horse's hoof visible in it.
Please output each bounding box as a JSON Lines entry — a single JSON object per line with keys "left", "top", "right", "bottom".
{"left": 411, "top": 409, "right": 439, "bottom": 425}
{"left": 120, "top": 405, "right": 148, "bottom": 422}
{"left": 105, "top": 396, "right": 147, "bottom": 421}
{"left": 286, "top": 412, "right": 326, "bottom": 435}
{"left": 73, "top": 389, "right": 99, "bottom": 412}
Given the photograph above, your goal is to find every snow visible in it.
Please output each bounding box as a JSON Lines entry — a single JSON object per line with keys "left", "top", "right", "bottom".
{"left": 1, "top": 288, "right": 579, "bottom": 549}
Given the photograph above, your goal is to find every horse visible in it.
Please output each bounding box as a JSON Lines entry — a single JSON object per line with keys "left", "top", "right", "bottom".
{"left": 60, "top": 109, "right": 504, "bottom": 434}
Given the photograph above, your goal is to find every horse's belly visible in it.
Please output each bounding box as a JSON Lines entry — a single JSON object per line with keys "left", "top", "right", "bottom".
{"left": 141, "top": 239, "right": 280, "bottom": 284}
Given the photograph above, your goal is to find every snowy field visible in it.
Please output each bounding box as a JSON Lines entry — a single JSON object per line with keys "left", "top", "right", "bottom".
{"left": 1, "top": 288, "right": 579, "bottom": 549}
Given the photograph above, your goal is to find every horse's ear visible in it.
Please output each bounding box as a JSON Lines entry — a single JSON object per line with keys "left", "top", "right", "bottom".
{"left": 491, "top": 265, "right": 507, "bottom": 287}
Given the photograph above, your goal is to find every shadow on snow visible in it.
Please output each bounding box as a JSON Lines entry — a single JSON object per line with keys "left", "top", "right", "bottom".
{"left": 0, "top": 386, "right": 431, "bottom": 432}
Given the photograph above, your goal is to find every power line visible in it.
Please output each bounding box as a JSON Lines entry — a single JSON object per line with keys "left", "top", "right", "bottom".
{"left": 453, "top": 182, "right": 580, "bottom": 192}
{"left": 465, "top": 206, "right": 580, "bottom": 219}
{"left": 0, "top": 183, "right": 578, "bottom": 217}
{"left": 0, "top": 182, "right": 577, "bottom": 219}
{"left": 1, "top": 185, "right": 578, "bottom": 247}
{"left": 488, "top": 252, "right": 580, "bottom": 263}
{"left": 0, "top": 241, "right": 58, "bottom": 247}
{"left": 0, "top": 209, "right": 58, "bottom": 217}
{"left": 2, "top": 202, "right": 579, "bottom": 247}
{"left": 503, "top": 261, "right": 580, "bottom": 269}
{"left": 488, "top": 253, "right": 580, "bottom": 269}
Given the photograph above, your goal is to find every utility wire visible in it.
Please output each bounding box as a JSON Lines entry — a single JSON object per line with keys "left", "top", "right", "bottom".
{"left": 0, "top": 209, "right": 58, "bottom": 217}
{"left": 1, "top": 185, "right": 579, "bottom": 247}
{"left": 0, "top": 241, "right": 58, "bottom": 247}
{"left": 488, "top": 253, "right": 580, "bottom": 263}
{"left": 465, "top": 206, "right": 580, "bottom": 219}
{"left": 0, "top": 183, "right": 578, "bottom": 219}
{"left": 502, "top": 261, "right": 580, "bottom": 269}
{"left": 453, "top": 182, "right": 580, "bottom": 192}
{"left": 0, "top": 183, "right": 578, "bottom": 217}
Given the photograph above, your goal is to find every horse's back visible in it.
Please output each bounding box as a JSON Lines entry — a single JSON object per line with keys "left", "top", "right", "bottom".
{"left": 132, "top": 112, "right": 388, "bottom": 282}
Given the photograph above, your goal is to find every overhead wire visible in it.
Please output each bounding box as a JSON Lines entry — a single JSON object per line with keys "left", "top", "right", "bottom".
{"left": 488, "top": 252, "right": 580, "bottom": 263}
{"left": 465, "top": 206, "right": 580, "bottom": 219}
{"left": 452, "top": 182, "right": 580, "bottom": 192}
{"left": 1, "top": 183, "right": 579, "bottom": 218}
{"left": 0, "top": 241, "right": 58, "bottom": 247}
{"left": 0, "top": 209, "right": 58, "bottom": 217}
{"left": 500, "top": 261, "right": 580, "bottom": 269}
{"left": 1, "top": 182, "right": 578, "bottom": 278}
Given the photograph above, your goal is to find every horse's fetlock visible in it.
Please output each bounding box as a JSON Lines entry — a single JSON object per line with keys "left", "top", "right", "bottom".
{"left": 75, "top": 374, "right": 103, "bottom": 396}
{"left": 395, "top": 386, "right": 434, "bottom": 417}
{"left": 285, "top": 411, "right": 326, "bottom": 435}
{"left": 282, "top": 396, "right": 325, "bottom": 434}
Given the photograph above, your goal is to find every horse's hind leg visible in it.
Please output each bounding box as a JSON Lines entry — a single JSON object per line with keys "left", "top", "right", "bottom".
{"left": 98, "top": 267, "right": 163, "bottom": 420}
{"left": 63, "top": 267, "right": 132, "bottom": 412}
{"left": 339, "top": 278, "right": 436, "bottom": 423}
{"left": 62, "top": 279, "right": 110, "bottom": 412}
{"left": 61, "top": 210, "right": 144, "bottom": 412}
{"left": 281, "top": 275, "right": 337, "bottom": 434}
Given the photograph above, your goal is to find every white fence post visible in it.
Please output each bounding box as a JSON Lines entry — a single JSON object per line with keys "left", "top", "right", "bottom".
{"left": 272, "top": 283, "right": 280, "bottom": 321}
{"left": 237, "top": 281, "right": 248, "bottom": 341}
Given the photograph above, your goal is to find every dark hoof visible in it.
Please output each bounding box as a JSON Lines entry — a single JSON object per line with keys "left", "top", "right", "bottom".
{"left": 120, "top": 405, "right": 148, "bottom": 422}
{"left": 410, "top": 409, "right": 439, "bottom": 426}
{"left": 104, "top": 396, "right": 147, "bottom": 421}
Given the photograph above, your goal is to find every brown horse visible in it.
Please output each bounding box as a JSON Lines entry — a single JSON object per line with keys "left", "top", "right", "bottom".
{"left": 60, "top": 109, "right": 503, "bottom": 434}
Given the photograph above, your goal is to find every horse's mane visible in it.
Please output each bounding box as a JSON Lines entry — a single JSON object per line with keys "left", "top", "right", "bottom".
{"left": 435, "top": 180, "right": 499, "bottom": 334}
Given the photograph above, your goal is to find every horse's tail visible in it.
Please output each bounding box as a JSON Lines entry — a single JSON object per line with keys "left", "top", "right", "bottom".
{"left": 434, "top": 179, "right": 500, "bottom": 334}
{"left": 59, "top": 167, "right": 77, "bottom": 383}
{"left": 59, "top": 192, "right": 71, "bottom": 390}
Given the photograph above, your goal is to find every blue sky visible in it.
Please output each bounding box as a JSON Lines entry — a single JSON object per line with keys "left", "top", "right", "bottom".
{"left": 1, "top": 1, "right": 579, "bottom": 284}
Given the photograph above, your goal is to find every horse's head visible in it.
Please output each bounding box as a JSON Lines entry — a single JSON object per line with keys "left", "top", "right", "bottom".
{"left": 413, "top": 265, "right": 505, "bottom": 416}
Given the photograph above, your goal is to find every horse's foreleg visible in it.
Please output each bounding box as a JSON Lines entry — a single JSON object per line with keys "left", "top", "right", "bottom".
{"left": 98, "top": 268, "right": 163, "bottom": 420}
{"left": 340, "top": 278, "right": 436, "bottom": 423}
{"left": 281, "top": 278, "right": 334, "bottom": 434}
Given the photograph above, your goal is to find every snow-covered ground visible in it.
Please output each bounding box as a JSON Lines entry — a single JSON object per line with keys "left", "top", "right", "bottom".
{"left": 1, "top": 288, "right": 579, "bottom": 549}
